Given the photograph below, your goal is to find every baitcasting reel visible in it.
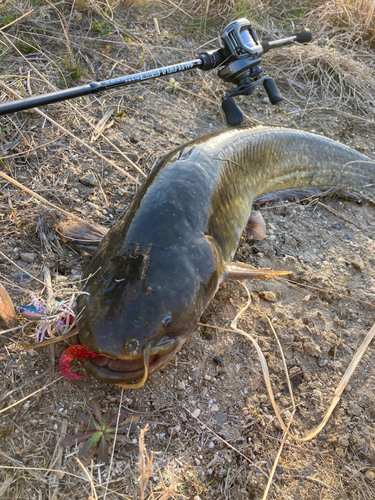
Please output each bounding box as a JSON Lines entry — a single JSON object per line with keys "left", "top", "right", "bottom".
{"left": 199, "top": 19, "right": 311, "bottom": 124}
{"left": 0, "top": 18, "right": 311, "bottom": 124}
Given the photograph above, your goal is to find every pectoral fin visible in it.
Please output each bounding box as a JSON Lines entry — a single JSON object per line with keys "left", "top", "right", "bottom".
{"left": 55, "top": 219, "right": 108, "bottom": 255}
{"left": 222, "top": 261, "right": 291, "bottom": 282}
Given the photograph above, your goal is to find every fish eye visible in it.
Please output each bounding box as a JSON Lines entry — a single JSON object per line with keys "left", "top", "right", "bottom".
{"left": 162, "top": 315, "right": 172, "bottom": 328}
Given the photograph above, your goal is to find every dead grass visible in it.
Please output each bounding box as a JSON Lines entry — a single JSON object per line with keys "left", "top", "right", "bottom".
{"left": 313, "top": 0, "right": 375, "bottom": 46}
{"left": 269, "top": 39, "right": 375, "bottom": 117}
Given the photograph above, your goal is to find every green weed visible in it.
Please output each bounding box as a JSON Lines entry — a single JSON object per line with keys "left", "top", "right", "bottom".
{"left": 63, "top": 54, "right": 87, "bottom": 85}
{"left": 91, "top": 15, "right": 112, "bottom": 36}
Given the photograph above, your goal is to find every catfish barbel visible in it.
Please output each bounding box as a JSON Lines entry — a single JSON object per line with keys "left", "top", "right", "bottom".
{"left": 53, "top": 126, "right": 374, "bottom": 387}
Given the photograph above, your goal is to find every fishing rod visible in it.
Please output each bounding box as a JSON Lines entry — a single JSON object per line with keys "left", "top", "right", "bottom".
{"left": 0, "top": 18, "right": 311, "bottom": 125}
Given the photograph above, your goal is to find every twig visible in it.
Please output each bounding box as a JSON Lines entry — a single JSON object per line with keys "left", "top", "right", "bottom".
{"left": 103, "top": 388, "right": 124, "bottom": 500}
{"left": 73, "top": 457, "right": 98, "bottom": 500}
{"left": 0, "top": 377, "right": 62, "bottom": 415}
{"left": 0, "top": 9, "right": 33, "bottom": 32}
{"left": 0, "top": 81, "right": 140, "bottom": 184}
{"left": 0, "top": 249, "right": 45, "bottom": 286}
{"left": 229, "top": 281, "right": 375, "bottom": 442}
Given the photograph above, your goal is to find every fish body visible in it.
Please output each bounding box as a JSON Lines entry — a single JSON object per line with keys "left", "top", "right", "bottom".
{"left": 71, "top": 127, "right": 374, "bottom": 385}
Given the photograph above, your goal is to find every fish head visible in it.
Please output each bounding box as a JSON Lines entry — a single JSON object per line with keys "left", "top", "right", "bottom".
{"left": 76, "top": 235, "right": 220, "bottom": 385}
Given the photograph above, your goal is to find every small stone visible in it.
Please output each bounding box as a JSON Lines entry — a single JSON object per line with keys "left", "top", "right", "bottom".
{"left": 192, "top": 409, "right": 201, "bottom": 418}
{"left": 204, "top": 374, "right": 212, "bottom": 381}
{"left": 79, "top": 173, "right": 97, "bottom": 187}
{"left": 331, "top": 224, "right": 341, "bottom": 230}
{"left": 169, "top": 425, "right": 181, "bottom": 436}
{"left": 317, "top": 357, "right": 328, "bottom": 367}
{"left": 302, "top": 294, "right": 311, "bottom": 302}
{"left": 259, "top": 291, "right": 277, "bottom": 302}
{"left": 351, "top": 255, "right": 365, "bottom": 271}
{"left": 20, "top": 252, "right": 36, "bottom": 263}
{"left": 338, "top": 436, "right": 350, "bottom": 447}
{"left": 268, "top": 234, "right": 276, "bottom": 241}
{"left": 208, "top": 441, "right": 215, "bottom": 449}
{"left": 177, "top": 381, "right": 185, "bottom": 390}
{"left": 194, "top": 458, "right": 201, "bottom": 466}
{"left": 365, "top": 470, "right": 375, "bottom": 482}
{"left": 284, "top": 410, "right": 292, "bottom": 419}
{"left": 211, "top": 404, "right": 219, "bottom": 412}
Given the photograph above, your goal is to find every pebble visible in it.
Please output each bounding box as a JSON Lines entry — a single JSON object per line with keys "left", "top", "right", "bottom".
{"left": 268, "top": 234, "right": 276, "bottom": 241}
{"left": 208, "top": 442, "right": 215, "bottom": 449}
{"left": 192, "top": 409, "right": 201, "bottom": 418}
{"left": 365, "top": 470, "right": 375, "bottom": 482}
{"left": 20, "top": 252, "right": 36, "bottom": 263}
{"left": 317, "top": 357, "right": 328, "bottom": 367}
{"left": 211, "top": 404, "right": 219, "bottom": 412}
{"left": 169, "top": 425, "right": 180, "bottom": 436}
{"left": 259, "top": 291, "right": 277, "bottom": 302}
{"left": 351, "top": 255, "right": 365, "bottom": 271}
{"left": 79, "top": 172, "right": 98, "bottom": 187}
{"left": 177, "top": 381, "right": 185, "bottom": 390}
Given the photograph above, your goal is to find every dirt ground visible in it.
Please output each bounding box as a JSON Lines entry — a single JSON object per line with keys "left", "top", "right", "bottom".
{"left": 0, "top": 1, "right": 375, "bottom": 499}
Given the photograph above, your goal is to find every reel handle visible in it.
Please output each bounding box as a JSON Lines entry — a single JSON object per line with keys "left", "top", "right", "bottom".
{"left": 222, "top": 98, "right": 243, "bottom": 126}
{"left": 263, "top": 77, "right": 283, "bottom": 105}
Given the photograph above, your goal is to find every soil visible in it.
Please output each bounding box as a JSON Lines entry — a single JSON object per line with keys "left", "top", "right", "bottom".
{"left": 0, "top": 2, "right": 374, "bottom": 499}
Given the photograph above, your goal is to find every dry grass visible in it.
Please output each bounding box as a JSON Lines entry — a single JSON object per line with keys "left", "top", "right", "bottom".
{"left": 269, "top": 40, "right": 375, "bottom": 117}
{"left": 313, "top": 0, "right": 375, "bottom": 46}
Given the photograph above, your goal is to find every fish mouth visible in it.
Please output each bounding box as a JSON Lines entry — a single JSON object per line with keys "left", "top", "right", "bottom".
{"left": 80, "top": 338, "right": 177, "bottom": 387}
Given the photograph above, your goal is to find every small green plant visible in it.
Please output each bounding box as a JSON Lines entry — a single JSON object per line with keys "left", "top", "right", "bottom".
{"left": 283, "top": 4, "right": 308, "bottom": 19}
{"left": 2, "top": 13, "right": 15, "bottom": 26}
{"left": 0, "top": 126, "right": 10, "bottom": 136}
{"left": 165, "top": 78, "right": 180, "bottom": 94}
{"left": 61, "top": 399, "right": 131, "bottom": 465}
{"left": 16, "top": 39, "right": 38, "bottom": 55}
{"left": 63, "top": 54, "right": 87, "bottom": 85}
{"left": 91, "top": 15, "right": 112, "bottom": 36}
